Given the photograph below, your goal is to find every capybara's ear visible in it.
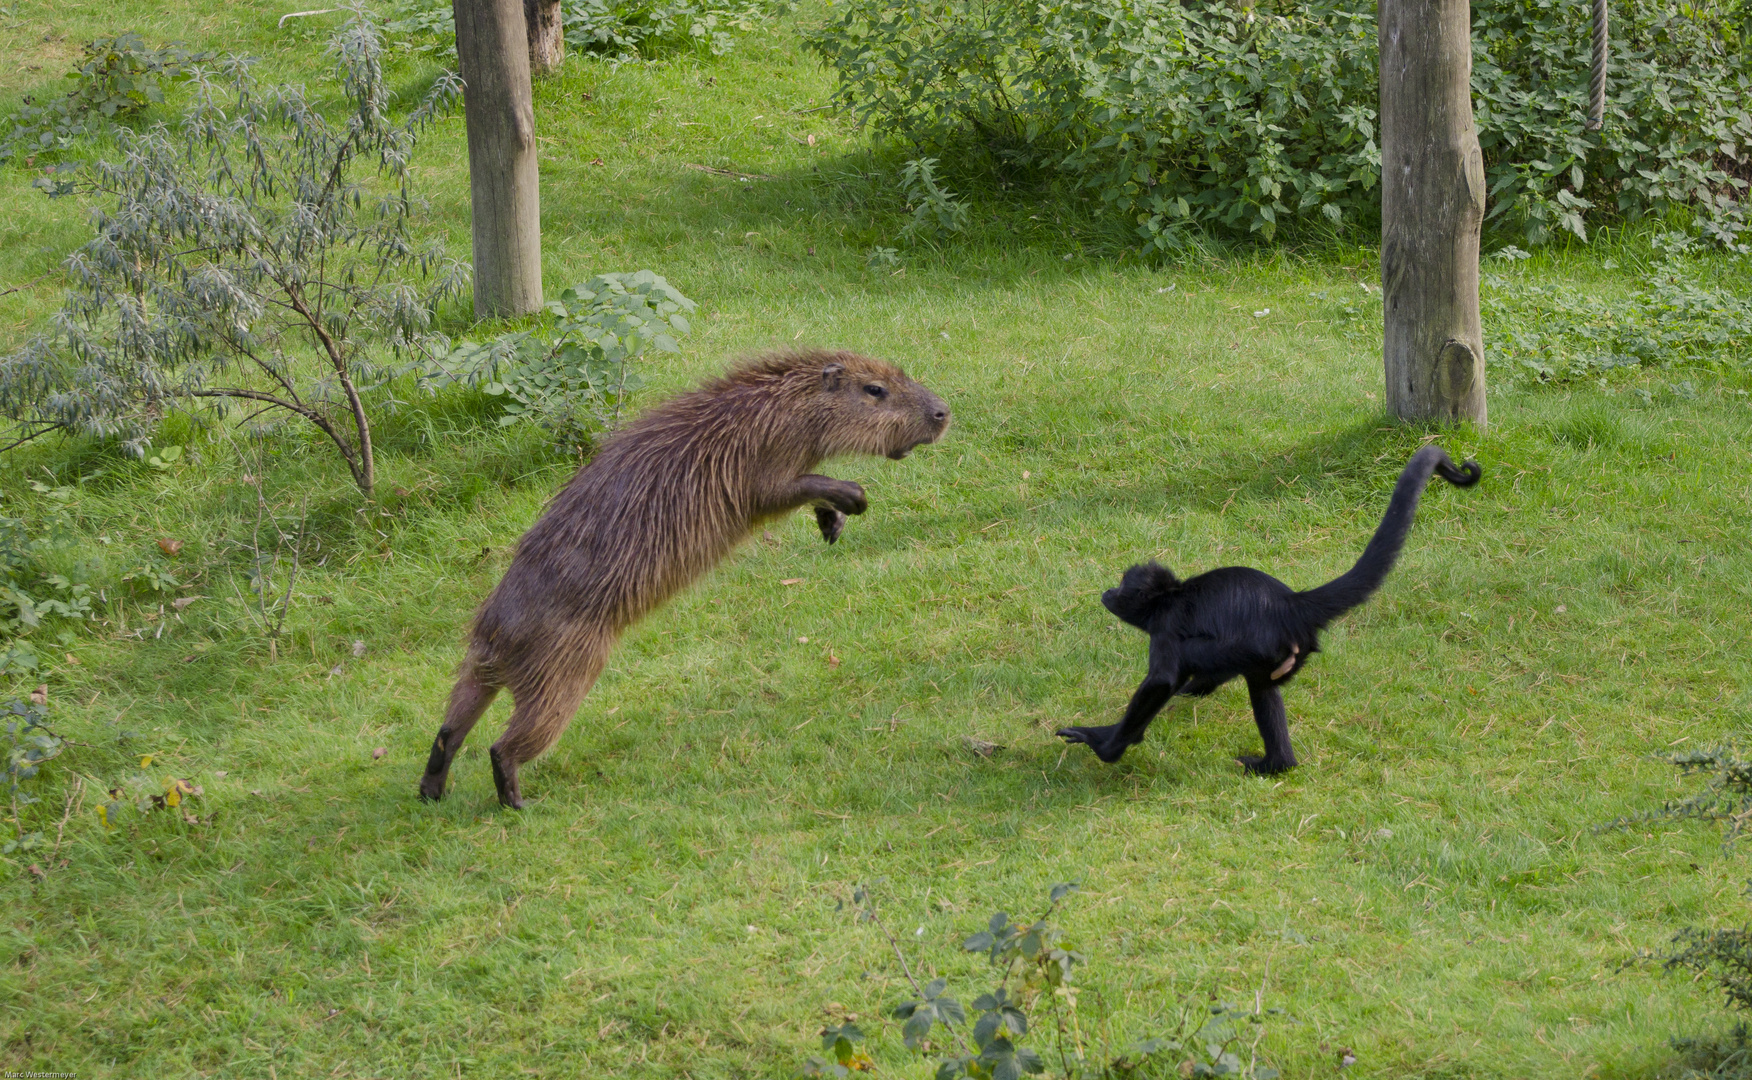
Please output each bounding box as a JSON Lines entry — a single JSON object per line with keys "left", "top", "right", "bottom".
{"left": 821, "top": 362, "right": 844, "bottom": 391}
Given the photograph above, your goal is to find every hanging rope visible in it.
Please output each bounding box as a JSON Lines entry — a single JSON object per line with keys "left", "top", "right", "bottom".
{"left": 1587, "top": 0, "right": 1608, "bottom": 131}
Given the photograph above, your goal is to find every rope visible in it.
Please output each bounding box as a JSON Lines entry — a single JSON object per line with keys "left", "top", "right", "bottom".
{"left": 1587, "top": 0, "right": 1608, "bottom": 131}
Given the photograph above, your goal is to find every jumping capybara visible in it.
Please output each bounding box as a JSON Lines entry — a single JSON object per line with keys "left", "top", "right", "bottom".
{"left": 420, "top": 349, "right": 951, "bottom": 807}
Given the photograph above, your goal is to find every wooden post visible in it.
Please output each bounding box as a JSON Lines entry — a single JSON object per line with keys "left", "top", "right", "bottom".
{"left": 1379, "top": 0, "right": 1488, "bottom": 428}
{"left": 524, "top": 0, "right": 565, "bottom": 75}
{"left": 453, "top": 0, "right": 544, "bottom": 318}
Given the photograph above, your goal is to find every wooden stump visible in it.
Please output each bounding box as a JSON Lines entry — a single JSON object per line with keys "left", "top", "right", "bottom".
{"left": 525, "top": 0, "right": 565, "bottom": 75}
{"left": 1379, "top": 0, "right": 1488, "bottom": 428}
{"left": 454, "top": 0, "right": 544, "bottom": 318}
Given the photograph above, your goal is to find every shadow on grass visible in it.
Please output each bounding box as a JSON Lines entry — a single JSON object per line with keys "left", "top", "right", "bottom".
{"left": 1162, "top": 418, "right": 1468, "bottom": 515}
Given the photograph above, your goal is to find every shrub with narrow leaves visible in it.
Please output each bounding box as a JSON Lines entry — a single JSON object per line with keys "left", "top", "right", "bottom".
{"left": 0, "top": 7, "right": 465, "bottom": 497}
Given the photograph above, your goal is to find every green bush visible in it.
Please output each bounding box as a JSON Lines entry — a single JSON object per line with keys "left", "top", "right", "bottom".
{"left": 426, "top": 272, "right": 695, "bottom": 458}
{"left": 0, "top": 33, "right": 212, "bottom": 163}
{"left": 0, "top": 483, "right": 99, "bottom": 674}
{"left": 384, "top": 0, "right": 790, "bottom": 62}
{"left": 804, "top": 0, "right": 1752, "bottom": 251}
{"left": 799, "top": 883, "right": 1289, "bottom": 1079}
{"left": 1483, "top": 232, "right": 1752, "bottom": 382}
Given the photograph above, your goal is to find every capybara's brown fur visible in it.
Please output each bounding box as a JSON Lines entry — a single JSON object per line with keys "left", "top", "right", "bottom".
{"left": 420, "top": 349, "right": 951, "bottom": 807}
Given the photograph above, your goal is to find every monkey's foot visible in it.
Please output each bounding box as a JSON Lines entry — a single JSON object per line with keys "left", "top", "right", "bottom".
{"left": 1056, "top": 725, "right": 1131, "bottom": 764}
{"left": 1236, "top": 755, "right": 1296, "bottom": 776}
{"left": 489, "top": 746, "right": 526, "bottom": 810}
{"left": 1270, "top": 645, "right": 1299, "bottom": 681}
{"left": 815, "top": 506, "right": 847, "bottom": 544}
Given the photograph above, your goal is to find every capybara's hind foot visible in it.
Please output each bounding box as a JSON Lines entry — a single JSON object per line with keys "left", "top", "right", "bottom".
{"left": 489, "top": 746, "right": 525, "bottom": 809}
{"left": 419, "top": 735, "right": 450, "bottom": 801}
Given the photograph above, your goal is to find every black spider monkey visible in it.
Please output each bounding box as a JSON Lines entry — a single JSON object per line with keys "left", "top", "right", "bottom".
{"left": 1058, "top": 444, "right": 1482, "bottom": 774}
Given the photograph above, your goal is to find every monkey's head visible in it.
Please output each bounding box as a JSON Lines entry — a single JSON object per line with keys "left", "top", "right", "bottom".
{"left": 1102, "top": 562, "right": 1181, "bottom": 628}
{"left": 786, "top": 351, "right": 951, "bottom": 461}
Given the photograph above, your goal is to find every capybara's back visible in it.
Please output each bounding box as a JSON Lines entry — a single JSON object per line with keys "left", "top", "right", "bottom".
{"left": 420, "top": 349, "right": 951, "bottom": 807}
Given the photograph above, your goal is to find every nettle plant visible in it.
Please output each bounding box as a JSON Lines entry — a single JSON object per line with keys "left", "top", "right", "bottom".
{"left": 0, "top": 7, "right": 465, "bottom": 498}
{"left": 1485, "top": 232, "right": 1752, "bottom": 383}
{"left": 806, "top": 0, "right": 1752, "bottom": 251}
{"left": 383, "top": 0, "right": 790, "bottom": 62}
{"left": 427, "top": 272, "right": 695, "bottom": 457}
{"left": 801, "top": 883, "right": 1287, "bottom": 1080}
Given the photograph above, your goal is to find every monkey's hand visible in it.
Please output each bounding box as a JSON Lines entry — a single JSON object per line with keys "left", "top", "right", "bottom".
{"left": 815, "top": 506, "right": 848, "bottom": 544}
{"left": 1056, "top": 725, "right": 1130, "bottom": 764}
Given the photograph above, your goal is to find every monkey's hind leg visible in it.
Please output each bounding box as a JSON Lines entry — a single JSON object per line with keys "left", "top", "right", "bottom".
{"left": 420, "top": 667, "right": 501, "bottom": 801}
{"left": 1238, "top": 675, "right": 1297, "bottom": 775}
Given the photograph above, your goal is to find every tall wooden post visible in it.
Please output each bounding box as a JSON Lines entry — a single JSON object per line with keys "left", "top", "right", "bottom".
{"left": 1379, "top": 0, "right": 1488, "bottom": 428}
{"left": 453, "top": 0, "right": 544, "bottom": 318}
{"left": 525, "top": 0, "right": 565, "bottom": 75}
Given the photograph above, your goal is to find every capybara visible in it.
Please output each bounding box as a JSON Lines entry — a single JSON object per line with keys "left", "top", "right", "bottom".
{"left": 1058, "top": 445, "right": 1481, "bottom": 774}
{"left": 421, "top": 349, "right": 952, "bottom": 807}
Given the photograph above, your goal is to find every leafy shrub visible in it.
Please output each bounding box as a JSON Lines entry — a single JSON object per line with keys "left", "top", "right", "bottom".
{"left": 799, "top": 882, "right": 1287, "bottom": 1079}
{"left": 0, "top": 34, "right": 212, "bottom": 163}
{"left": 0, "top": 8, "right": 465, "bottom": 497}
{"left": 896, "top": 157, "right": 972, "bottom": 245}
{"left": 384, "top": 0, "right": 788, "bottom": 62}
{"left": 1611, "top": 742, "right": 1752, "bottom": 1077}
{"left": 1607, "top": 739, "right": 1752, "bottom": 851}
{"left": 1485, "top": 233, "right": 1752, "bottom": 382}
{"left": 0, "top": 483, "right": 99, "bottom": 673}
{"left": 1670, "top": 1022, "right": 1752, "bottom": 1080}
{"left": 804, "top": 0, "right": 1752, "bottom": 251}
{"left": 2, "top": 692, "right": 65, "bottom": 859}
{"left": 427, "top": 271, "right": 695, "bottom": 457}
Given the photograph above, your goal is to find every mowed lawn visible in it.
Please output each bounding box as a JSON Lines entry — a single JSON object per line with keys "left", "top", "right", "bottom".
{"left": 2, "top": 3, "right": 1750, "bottom": 1077}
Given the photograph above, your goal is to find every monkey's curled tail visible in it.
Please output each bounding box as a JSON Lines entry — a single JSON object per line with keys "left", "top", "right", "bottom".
{"left": 1295, "top": 444, "right": 1481, "bottom": 628}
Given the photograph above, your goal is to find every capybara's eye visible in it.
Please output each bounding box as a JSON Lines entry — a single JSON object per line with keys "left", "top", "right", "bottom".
{"left": 863, "top": 383, "right": 887, "bottom": 400}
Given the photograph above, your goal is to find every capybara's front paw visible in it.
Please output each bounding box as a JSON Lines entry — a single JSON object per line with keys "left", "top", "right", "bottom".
{"left": 835, "top": 482, "right": 868, "bottom": 516}
{"left": 816, "top": 506, "right": 847, "bottom": 544}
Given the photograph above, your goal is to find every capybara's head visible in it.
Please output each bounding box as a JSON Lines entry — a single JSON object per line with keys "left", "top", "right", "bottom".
{"left": 769, "top": 350, "right": 950, "bottom": 460}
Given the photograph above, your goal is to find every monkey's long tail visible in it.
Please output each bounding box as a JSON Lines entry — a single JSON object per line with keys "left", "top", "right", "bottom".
{"left": 1295, "top": 444, "right": 1481, "bottom": 628}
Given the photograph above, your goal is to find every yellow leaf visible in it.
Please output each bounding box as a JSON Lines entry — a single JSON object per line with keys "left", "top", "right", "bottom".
{"left": 139, "top": 754, "right": 154, "bottom": 768}
{"left": 165, "top": 788, "right": 181, "bottom": 808}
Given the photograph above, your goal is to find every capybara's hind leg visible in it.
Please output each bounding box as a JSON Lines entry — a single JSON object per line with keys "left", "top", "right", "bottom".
{"left": 489, "top": 666, "right": 601, "bottom": 810}
{"left": 419, "top": 671, "right": 499, "bottom": 801}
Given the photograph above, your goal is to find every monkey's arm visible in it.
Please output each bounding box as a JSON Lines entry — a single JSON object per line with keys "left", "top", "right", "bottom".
{"left": 760, "top": 474, "right": 868, "bottom": 544}
{"left": 1056, "top": 677, "right": 1174, "bottom": 764}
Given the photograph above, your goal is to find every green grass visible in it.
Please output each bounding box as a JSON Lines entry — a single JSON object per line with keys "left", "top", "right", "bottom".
{"left": 3, "top": 3, "right": 1752, "bottom": 1077}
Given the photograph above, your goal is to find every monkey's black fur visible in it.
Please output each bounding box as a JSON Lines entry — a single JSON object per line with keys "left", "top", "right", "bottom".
{"left": 1057, "top": 445, "right": 1481, "bottom": 774}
